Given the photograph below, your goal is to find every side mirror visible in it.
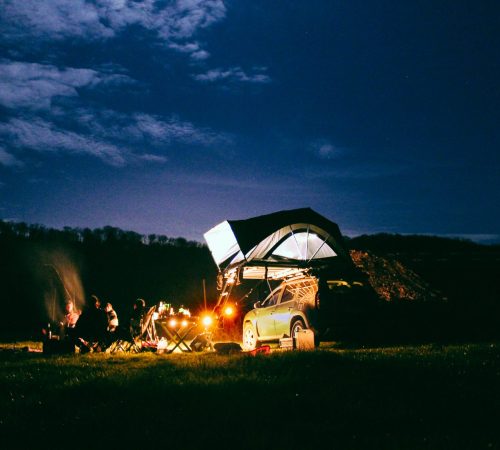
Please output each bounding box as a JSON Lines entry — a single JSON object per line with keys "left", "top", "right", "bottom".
{"left": 253, "top": 301, "right": 261, "bottom": 309}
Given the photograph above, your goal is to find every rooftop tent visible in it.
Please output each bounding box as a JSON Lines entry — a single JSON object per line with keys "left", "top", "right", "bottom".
{"left": 204, "top": 208, "right": 351, "bottom": 278}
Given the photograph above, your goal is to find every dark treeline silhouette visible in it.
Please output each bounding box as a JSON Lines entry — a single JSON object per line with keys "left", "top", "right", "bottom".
{"left": 0, "top": 222, "right": 498, "bottom": 342}
{"left": 0, "top": 221, "right": 217, "bottom": 339}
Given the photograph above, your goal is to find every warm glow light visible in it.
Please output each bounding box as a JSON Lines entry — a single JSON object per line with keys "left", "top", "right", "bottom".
{"left": 224, "top": 306, "right": 234, "bottom": 317}
{"left": 202, "top": 315, "right": 213, "bottom": 327}
{"left": 169, "top": 318, "right": 177, "bottom": 328}
{"left": 181, "top": 319, "right": 188, "bottom": 327}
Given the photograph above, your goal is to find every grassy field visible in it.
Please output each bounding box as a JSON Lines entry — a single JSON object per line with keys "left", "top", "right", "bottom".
{"left": 1, "top": 342, "right": 499, "bottom": 450}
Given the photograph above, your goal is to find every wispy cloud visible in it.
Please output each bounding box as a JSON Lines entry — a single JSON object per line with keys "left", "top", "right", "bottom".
{"left": 0, "top": 108, "right": 232, "bottom": 168}
{"left": 73, "top": 108, "right": 232, "bottom": 148}
{"left": 192, "top": 66, "right": 271, "bottom": 84}
{"left": 0, "top": 2, "right": 242, "bottom": 169}
{"left": 0, "top": 146, "right": 23, "bottom": 167}
{"left": 0, "top": 60, "right": 134, "bottom": 110}
{"left": 168, "top": 41, "right": 210, "bottom": 61}
{"left": 309, "top": 139, "right": 342, "bottom": 160}
{"left": 139, "top": 153, "right": 168, "bottom": 164}
{"left": 0, "top": 117, "right": 127, "bottom": 166}
{"left": 1, "top": 0, "right": 225, "bottom": 58}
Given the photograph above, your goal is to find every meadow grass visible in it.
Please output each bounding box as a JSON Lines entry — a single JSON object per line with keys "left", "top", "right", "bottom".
{"left": 1, "top": 342, "right": 499, "bottom": 449}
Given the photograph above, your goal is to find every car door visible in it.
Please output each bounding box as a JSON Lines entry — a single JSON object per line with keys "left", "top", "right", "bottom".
{"left": 273, "top": 283, "right": 296, "bottom": 337}
{"left": 255, "top": 286, "right": 282, "bottom": 339}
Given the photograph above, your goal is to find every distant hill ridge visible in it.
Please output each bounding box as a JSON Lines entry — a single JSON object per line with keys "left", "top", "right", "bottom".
{"left": 347, "top": 233, "right": 499, "bottom": 254}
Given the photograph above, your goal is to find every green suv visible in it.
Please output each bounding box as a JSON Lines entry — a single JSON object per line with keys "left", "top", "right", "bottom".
{"left": 242, "top": 274, "right": 369, "bottom": 350}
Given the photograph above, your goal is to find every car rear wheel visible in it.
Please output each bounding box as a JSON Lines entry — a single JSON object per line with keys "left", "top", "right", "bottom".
{"left": 242, "top": 322, "right": 258, "bottom": 351}
{"left": 291, "top": 318, "right": 306, "bottom": 339}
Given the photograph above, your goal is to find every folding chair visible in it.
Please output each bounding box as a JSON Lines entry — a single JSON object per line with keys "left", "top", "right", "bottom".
{"left": 108, "top": 306, "right": 158, "bottom": 353}
{"left": 139, "top": 306, "right": 158, "bottom": 342}
{"left": 108, "top": 324, "right": 141, "bottom": 353}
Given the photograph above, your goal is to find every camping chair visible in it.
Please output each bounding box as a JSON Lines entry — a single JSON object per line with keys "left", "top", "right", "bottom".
{"left": 108, "top": 324, "right": 141, "bottom": 353}
{"left": 108, "top": 306, "right": 157, "bottom": 353}
{"left": 138, "top": 306, "right": 158, "bottom": 342}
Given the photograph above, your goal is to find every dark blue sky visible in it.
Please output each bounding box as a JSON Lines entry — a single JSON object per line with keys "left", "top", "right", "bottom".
{"left": 0, "top": 1, "right": 499, "bottom": 242}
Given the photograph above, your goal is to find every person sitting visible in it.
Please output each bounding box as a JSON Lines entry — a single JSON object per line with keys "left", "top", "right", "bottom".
{"left": 61, "top": 301, "right": 80, "bottom": 343}
{"left": 105, "top": 302, "right": 119, "bottom": 332}
{"left": 130, "top": 298, "right": 146, "bottom": 338}
{"left": 100, "top": 302, "right": 119, "bottom": 348}
{"left": 75, "top": 295, "right": 108, "bottom": 352}
{"left": 65, "top": 301, "right": 80, "bottom": 328}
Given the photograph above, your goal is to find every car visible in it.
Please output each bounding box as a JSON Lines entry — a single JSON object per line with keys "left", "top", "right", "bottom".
{"left": 241, "top": 273, "right": 370, "bottom": 350}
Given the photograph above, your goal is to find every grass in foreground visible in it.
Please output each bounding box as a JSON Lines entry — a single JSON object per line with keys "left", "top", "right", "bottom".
{"left": 1, "top": 342, "right": 499, "bottom": 449}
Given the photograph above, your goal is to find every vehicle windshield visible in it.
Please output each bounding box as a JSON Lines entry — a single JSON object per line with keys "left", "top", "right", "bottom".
{"left": 262, "top": 288, "right": 282, "bottom": 307}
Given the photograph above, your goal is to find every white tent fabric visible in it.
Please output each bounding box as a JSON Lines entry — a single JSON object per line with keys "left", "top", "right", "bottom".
{"left": 204, "top": 208, "right": 349, "bottom": 276}
{"left": 203, "top": 220, "right": 242, "bottom": 268}
{"left": 273, "top": 230, "right": 336, "bottom": 260}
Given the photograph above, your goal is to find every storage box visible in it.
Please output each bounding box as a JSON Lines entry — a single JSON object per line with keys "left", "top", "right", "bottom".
{"left": 279, "top": 337, "right": 294, "bottom": 350}
{"left": 295, "top": 329, "right": 315, "bottom": 350}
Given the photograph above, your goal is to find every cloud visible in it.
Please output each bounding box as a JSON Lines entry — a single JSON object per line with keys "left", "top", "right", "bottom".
{"left": 0, "top": 146, "right": 23, "bottom": 167}
{"left": 190, "top": 50, "right": 210, "bottom": 61}
{"left": 192, "top": 66, "right": 271, "bottom": 84}
{"left": 127, "top": 113, "right": 231, "bottom": 146}
{"left": 0, "top": 0, "right": 226, "bottom": 47}
{"left": 0, "top": 108, "right": 232, "bottom": 168}
{"left": 139, "top": 154, "right": 168, "bottom": 164}
{"left": 0, "top": 60, "right": 134, "bottom": 110}
{"left": 0, "top": 117, "right": 127, "bottom": 166}
{"left": 168, "top": 41, "right": 210, "bottom": 61}
{"left": 74, "top": 108, "right": 232, "bottom": 147}
{"left": 309, "top": 139, "right": 341, "bottom": 160}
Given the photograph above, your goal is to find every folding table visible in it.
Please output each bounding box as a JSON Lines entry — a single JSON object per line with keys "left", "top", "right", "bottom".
{"left": 158, "top": 318, "right": 198, "bottom": 353}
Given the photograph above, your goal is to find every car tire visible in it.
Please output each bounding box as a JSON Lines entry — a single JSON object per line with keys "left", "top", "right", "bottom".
{"left": 242, "top": 322, "right": 259, "bottom": 351}
{"left": 290, "top": 318, "right": 306, "bottom": 339}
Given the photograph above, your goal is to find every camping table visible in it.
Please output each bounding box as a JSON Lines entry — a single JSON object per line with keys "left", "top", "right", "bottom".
{"left": 157, "top": 319, "right": 198, "bottom": 353}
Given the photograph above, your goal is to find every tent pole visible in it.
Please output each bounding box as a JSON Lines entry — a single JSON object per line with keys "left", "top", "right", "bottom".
{"left": 203, "top": 279, "right": 207, "bottom": 310}
{"left": 307, "top": 233, "right": 331, "bottom": 263}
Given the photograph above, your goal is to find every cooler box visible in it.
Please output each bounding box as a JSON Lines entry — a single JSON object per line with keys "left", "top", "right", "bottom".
{"left": 295, "top": 329, "right": 315, "bottom": 350}
{"left": 279, "top": 337, "right": 294, "bottom": 350}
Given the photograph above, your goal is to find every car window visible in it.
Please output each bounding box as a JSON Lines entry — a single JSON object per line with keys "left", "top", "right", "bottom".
{"left": 262, "top": 288, "right": 282, "bottom": 307}
{"left": 292, "top": 279, "right": 317, "bottom": 305}
{"left": 279, "top": 285, "right": 294, "bottom": 303}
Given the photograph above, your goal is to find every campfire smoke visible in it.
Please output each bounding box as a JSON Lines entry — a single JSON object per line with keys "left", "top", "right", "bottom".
{"left": 42, "top": 250, "right": 85, "bottom": 323}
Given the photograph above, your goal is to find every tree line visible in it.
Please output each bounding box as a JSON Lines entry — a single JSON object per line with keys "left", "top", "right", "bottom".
{"left": 0, "top": 221, "right": 218, "bottom": 339}
{"left": 0, "top": 220, "right": 498, "bottom": 341}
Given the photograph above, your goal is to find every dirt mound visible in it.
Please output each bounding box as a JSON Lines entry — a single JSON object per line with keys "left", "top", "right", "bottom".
{"left": 350, "top": 250, "right": 440, "bottom": 302}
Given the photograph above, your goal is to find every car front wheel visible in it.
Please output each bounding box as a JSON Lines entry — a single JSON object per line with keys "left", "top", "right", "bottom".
{"left": 242, "top": 322, "right": 258, "bottom": 351}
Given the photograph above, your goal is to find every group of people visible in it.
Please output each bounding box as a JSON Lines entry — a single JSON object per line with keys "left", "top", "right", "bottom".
{"left": 61, "top": 295, "right": 143, "bottom": 353}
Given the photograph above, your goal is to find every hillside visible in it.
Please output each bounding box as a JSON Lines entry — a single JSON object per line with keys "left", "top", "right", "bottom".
{"left": 350, "top": 249, "right": 441, "bottom": 302}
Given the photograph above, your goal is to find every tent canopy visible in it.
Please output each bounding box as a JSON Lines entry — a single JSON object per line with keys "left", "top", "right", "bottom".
{"left": 204, "top": 208, "right": 351, "bottom": 278}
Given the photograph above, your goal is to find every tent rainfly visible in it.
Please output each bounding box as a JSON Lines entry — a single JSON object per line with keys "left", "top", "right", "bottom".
{"left": 204, "top": 208, "right": 351, "bottom": 279}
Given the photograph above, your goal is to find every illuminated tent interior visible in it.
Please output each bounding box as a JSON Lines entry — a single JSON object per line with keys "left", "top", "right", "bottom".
{"left": 204, "top": 208, "right": 352, "bottom": 280}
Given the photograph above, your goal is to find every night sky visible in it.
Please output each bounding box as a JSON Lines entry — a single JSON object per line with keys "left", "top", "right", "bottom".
{"left": 0, "top": 1, "right": 499, "bottom": 243}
